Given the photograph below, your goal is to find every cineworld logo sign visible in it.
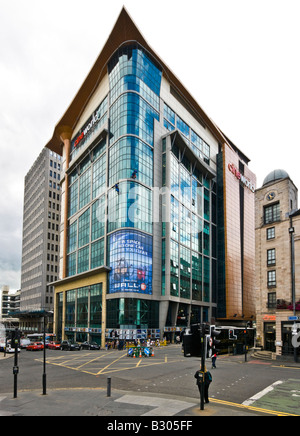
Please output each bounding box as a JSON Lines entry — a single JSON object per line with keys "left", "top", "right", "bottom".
{"left": 228, "top": 163, "right": 255, "bottom": 193}
{"left": 73, "top": 105, "right": 105, "bottom": 148}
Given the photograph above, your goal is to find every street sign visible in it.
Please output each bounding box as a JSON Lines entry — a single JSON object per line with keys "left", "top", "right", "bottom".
{"left": 289, "top": 316, "right": 300, "bottom": 321}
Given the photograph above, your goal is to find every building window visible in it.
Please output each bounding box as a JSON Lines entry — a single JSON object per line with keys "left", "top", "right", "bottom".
{"left": 267, "top": 249, "right": 276, "bottom": 267}
{"left": 267, "top": 227, "right": 275, "bottom": 240}
{"left": 108, "top": 181, "right": 152, "bottom": 234}
{"left": 109, "top": 136, "right": 153, "bottom": 188}
{"left": 268, "top": 270, "right": 276, "bottom": 288}
{"left": 264, "top": 203, "right": 280, "bottom": 225}
{"left": 267, "top": 292, "right": 276, "bottom": 309}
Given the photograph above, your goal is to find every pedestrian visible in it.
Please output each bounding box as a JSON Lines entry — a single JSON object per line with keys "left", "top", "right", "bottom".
{"left": 194, "top": 366, "right": 212, "bottom": 405}
{"left": 212, "top": 351, "right": 217, "bottom": 369}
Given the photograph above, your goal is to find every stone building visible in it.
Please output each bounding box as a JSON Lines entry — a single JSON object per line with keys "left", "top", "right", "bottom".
{"left": 256, "top": 169, "right": 300, "bottom": 359}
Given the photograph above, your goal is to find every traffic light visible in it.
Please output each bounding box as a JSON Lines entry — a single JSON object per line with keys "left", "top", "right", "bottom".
{"left": 183, "top": 323, "right": 209, "bottom": 358}
{"left": 210, "top": 326, "right": 221, "bottom": 353}
{"left": 11, "top": 329, "right": 21, "bottom": 348}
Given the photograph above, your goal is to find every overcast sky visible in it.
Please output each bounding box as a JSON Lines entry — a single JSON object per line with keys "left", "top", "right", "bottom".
{"left": 1, "top": 0, "right": 300, "bottom": 292}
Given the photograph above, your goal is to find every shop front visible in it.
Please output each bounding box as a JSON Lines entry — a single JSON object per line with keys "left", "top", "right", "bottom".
{"left": 264, "top": 322, "right": 276, "bottom": 352}
{"left": 281, "top": 321, "right": 300, "bottom": 357}
{"left": 53, "top": 268, "right": 108, "bottom": 347}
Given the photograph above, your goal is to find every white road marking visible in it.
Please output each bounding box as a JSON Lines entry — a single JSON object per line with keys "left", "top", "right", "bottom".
{"left": 242, "top": 380, "right": 283, "bottom": 406}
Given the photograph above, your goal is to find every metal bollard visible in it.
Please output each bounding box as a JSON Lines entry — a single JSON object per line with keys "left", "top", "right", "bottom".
{"left": 107, "top": 376, "right": 111, "bottom": 397}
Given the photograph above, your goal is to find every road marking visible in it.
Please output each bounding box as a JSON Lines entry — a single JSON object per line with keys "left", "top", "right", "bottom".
{"left": 242, "top": 381, "right": 283, "bottom": 406}
{"left": 115, "top": 395, "right": 193, "bottom": 416}
{"left": 274, "top": 365, "right": 300, "bottom": 370}
{"left": 75, "top": 353, "right": 108, "bottom": 370}
{"left": 97, "top": 353, "right": 127, "bottom": 375}
{"left": 39, "top": 350, "right": 187, "bottom": 377}
{"left": 211, "top": 398, "right": 297, "bottom": 416}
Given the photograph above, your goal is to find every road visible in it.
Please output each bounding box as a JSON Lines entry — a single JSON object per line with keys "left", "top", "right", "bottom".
{"left": 1, "top": 345, "right": 299, "bottom": 415}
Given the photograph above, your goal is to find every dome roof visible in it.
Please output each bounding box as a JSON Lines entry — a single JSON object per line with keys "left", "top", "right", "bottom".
{"left": 263, "top": 169, "right": 290, "bottom": 186}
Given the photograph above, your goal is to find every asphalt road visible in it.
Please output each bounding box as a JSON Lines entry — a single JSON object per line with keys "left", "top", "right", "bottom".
{"left": 1, "top": 345, "right": 300, "bottom": 415}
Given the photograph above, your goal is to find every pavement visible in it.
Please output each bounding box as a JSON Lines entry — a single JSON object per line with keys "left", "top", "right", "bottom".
{"left": 1, "top": 351, "right": 299, "bottom": 417}
{"left": 0, "top": 385, "right": 290, "bottom": 417}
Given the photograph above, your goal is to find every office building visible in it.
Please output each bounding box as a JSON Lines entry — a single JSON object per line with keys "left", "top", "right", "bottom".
{"left": 19, "top": 147, "right": 62, "bottom": 333}
{"left": 45, "top": 8, "right": 256, "bottom": 344}
{"left": 0, "top": 286, "right": 20, "bottom": 327}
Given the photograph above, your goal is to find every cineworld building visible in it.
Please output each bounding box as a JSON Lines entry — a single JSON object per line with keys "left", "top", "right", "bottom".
{"left": 45, "top": 8, "right": 257, "bottom": 345}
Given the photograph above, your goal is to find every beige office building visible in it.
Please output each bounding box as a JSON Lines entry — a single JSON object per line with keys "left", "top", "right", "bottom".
{"left": 256, "top": 169, "right": 300, "bottom": 359}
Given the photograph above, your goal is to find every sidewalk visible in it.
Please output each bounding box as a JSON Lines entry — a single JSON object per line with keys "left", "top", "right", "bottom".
{"left": 0, "top": 387, "right": 279, "bottom": 417}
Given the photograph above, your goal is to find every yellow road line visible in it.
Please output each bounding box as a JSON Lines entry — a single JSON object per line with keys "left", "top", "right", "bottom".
{"left": 97, "top": 353, "right": 127, "bottom": 375}
{"left": 210, "top": 398, "right": 298, "bottom": 416}
{"left": 136, "top": 359, "right": 142, "bottom": 368}
{"left": 76, "top": 353, "right": 108, "bottom": 370}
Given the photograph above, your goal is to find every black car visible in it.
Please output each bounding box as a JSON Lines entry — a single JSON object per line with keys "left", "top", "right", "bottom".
{"left": 80, "top": 341, "right": 101, "bottom": 350}
{"left": 60, "top": 341, "right": 81, "bottom": 351}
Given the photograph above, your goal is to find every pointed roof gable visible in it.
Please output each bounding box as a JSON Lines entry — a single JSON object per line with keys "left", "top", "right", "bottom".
{"left": 46, "top": 7, "right": 233, "bottom": 156}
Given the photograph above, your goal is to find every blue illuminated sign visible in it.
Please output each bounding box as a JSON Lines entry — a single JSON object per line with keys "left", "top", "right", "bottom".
{"left": 109, "top": 230, "right": 153, "bottom": 295}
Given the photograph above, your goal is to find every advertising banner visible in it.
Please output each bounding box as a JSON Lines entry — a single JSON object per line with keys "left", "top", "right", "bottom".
{"left": 109, "top": 230, "right": 153, "bottom": 295}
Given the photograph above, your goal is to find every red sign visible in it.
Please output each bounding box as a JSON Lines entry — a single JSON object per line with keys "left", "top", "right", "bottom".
{"left": 228, "top": 163, "right": 255, "bottom": 193}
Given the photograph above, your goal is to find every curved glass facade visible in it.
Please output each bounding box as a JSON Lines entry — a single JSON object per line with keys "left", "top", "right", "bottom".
{"left": 109, "top": 136, "right": 153, "bottom": 188}
{"left": 106, "top": 44, "right": 162, "bottom": 297}
{"left": 110, "top": 92, "right": 159, "bottom": 147}
{"left": 108, "top": 181, "right": 152, "bottom": 235}
{"left": 108, "top": 45, "right": 161, "bottom": 148}
{"left": 108, "top": 45, "right": 162, "bottom": 105}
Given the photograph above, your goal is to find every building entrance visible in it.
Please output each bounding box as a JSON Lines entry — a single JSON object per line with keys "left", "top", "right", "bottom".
{"left": 264, "top": 323, "right": 276, "bottom": 352}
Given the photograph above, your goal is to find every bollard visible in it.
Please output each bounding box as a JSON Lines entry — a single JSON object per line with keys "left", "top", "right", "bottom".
{"left": 107, "top": 376, "right": 111, "bottom": 397}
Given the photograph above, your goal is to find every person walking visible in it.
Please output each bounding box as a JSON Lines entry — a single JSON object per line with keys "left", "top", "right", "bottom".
{"left": 212, "top": 351, "right": 217, "bottom": 369}
{"left": 194, "top": 366, "right": 212, "bottom": 405}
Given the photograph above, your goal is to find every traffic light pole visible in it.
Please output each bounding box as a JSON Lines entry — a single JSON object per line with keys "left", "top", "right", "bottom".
{"left": 245, "top": 329, "right": 248, "bottom": 363}
{"left": 12, "top": 328, "right": 20, "bottom": 399}
{"left": 13, "top": 342, "right": 18, "bottom": 399}
{"left": 200, "top": 327, "right": 206, "bottom": 411}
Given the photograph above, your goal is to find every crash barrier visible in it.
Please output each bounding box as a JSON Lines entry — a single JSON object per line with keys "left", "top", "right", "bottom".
{"left": 125, "top": 340, "right": 167, "bottom": 349}
{"left": 127, "top": 346, "right": 155, "bottom": 358}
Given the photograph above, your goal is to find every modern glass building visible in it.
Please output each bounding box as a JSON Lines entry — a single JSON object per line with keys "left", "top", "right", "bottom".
{"left": 45, "top": 8, "right": 256, "bottom": 344}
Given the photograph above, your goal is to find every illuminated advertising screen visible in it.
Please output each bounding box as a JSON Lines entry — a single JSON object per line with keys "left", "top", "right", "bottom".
{"left": 109, "top": 230, "right": 153, "bottom": 295}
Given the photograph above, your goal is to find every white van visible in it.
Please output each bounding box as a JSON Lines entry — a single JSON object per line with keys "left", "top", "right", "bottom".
{"left": 20, "top": 338, "right": 31, "bottom": 349}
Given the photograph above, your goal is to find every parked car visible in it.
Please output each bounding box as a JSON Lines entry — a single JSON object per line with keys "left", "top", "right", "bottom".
{"left": 27, "top": 342, "right": 44, "bottom": 351}
{"left": 6, "top": 342, "right": 21, "bottom": 353}
{"left": 80, "top": 341, "right": 101, "bottom": 350}
{"left": 48, "top": 341, "right": 61, "bottom": 350}
{"left": 60, "top": 341, "right": 81, "bottom": 351}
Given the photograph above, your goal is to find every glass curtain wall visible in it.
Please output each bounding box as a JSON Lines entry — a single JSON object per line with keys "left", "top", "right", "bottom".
{"left": 107, "top": 44, "right": 162, "bottom": 300}
{"left": 162, "top": 143, "right": 217, "bottom": 305}
{"left": 67, "top": 139, "right": 106, "bottom": 277}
